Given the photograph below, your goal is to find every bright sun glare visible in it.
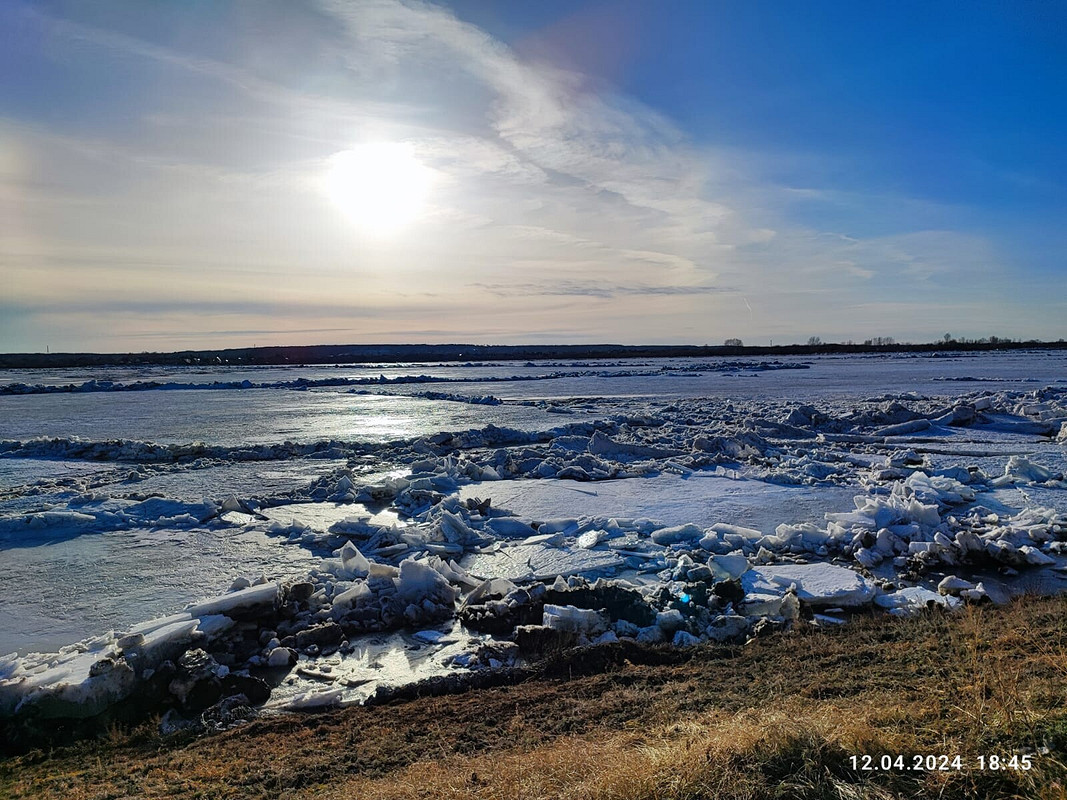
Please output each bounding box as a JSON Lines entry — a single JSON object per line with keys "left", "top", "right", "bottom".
{"left": 323, "top": 143, "right": 431, "bottom": 233}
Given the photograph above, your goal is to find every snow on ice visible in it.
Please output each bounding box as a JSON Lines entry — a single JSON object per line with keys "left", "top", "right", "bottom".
{"left": 1, "top": 355, "right": 1066, "bottom": 739}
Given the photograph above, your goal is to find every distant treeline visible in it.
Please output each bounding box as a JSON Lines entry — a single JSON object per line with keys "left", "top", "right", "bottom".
{"left": 1, "top": 339, "right": 1066, "bottom": 369}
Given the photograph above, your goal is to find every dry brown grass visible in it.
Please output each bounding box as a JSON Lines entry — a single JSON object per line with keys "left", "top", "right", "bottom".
{"left": 3, "top": 597, "right": 1067, "bottom": 800}
{"left": 333, "top": 706, "right": 870, "bottom": 800}
{"left": 320, "top": 696, "right": 1065, "bottom": 800}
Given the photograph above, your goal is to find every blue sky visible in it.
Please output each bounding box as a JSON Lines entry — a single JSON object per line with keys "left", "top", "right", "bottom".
{"left": 2, "top": 0, "right": 1064, "bottom": 351}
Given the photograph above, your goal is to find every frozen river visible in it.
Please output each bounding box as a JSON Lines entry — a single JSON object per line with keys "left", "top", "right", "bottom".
{"left": 0, "top": 350, "right": 1065, "bottom": 722}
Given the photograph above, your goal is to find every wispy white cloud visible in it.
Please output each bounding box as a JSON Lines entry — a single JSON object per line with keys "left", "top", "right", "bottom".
{"left": 470, "top": 281, "right": 734, "bottom": 299}
{"left": 21, "top": 3, "right": 411, "bottom": 123}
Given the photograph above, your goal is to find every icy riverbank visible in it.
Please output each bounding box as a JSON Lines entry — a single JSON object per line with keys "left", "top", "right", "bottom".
{"left": 1, "top": 373, "right": 1065, "bottom": 741}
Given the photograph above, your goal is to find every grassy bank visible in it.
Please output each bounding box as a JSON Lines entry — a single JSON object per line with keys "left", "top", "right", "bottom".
{"left": 3, "top": 597, "right": 1066, "bottom": 799}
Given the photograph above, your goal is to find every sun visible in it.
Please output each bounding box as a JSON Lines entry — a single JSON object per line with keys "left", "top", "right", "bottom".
{"left": 323, "top": 143, "right": 431, "bottom": 233}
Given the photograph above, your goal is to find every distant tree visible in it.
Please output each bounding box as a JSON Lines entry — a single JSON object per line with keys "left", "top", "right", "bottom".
{"left": 723, "top": 338, "right": 744, "bottom": 347}
{"left": 807, "top": 336, "right": 822, "bottom": 346}
{"left": 943, "top": 333, "right": 953, "bottom": 343}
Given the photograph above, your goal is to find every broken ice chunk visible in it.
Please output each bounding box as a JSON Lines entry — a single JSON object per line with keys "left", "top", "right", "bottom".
{"left": 184, "top": 583, "right": 280, "bottom": 619}
{"left": 461, "top": 543, "right": 623, "bottom": 581}
{"left": 742, "top": 563, "right": 876, "bottom": 608}
{"left": 542, "top": 604, "right": 608, "bottom": 635}
{"left": 650, "top": 523, "right": 704, "bottom": 545}
{"left": 708, "top": 552, "right": 749, "bottom": 580}
{"left": 875, "top": 587, "right": 959, "bottom": 615}
{"left": 937, "top": 575, "right": 977, "bottom": 596}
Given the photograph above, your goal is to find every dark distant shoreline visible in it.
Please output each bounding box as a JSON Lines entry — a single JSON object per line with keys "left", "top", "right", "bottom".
{"left": 1, "top": 339, "right": 1065, "bottom": 369}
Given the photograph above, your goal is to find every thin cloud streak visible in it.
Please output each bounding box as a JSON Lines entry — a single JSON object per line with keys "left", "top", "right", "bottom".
{"left": 469, "top": 282, "right": 735, "bottom": 299}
